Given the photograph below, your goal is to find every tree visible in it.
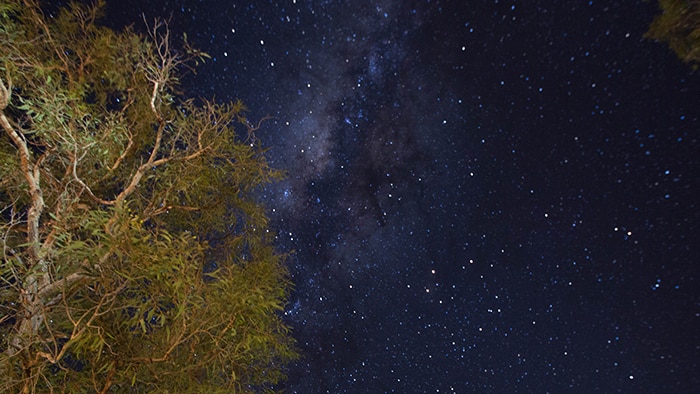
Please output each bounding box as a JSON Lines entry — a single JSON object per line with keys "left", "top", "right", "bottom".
{"left": 0, "top": 0, "right": 297, "bottom": 392}
{"left": 646, "top": 0, "right": 700, "bottom": 67}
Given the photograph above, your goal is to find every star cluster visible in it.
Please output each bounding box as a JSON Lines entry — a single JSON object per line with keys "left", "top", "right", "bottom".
{"left": 104, "top": 0, "right": 699, "bottom": 392}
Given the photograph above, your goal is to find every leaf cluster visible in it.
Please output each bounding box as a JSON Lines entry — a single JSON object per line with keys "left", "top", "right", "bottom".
{"left": 646, "top": 0, "right": 700, "bottom": 67}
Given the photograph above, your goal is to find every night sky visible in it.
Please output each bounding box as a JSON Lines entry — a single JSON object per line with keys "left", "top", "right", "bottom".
{"left": 100, "top": 1, "right": 700, "bottom": 392}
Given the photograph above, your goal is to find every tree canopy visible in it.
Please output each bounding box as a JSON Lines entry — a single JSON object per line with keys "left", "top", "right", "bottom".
{"left": 0, "top": 0, "right": 297, "bottom": 392}
{"left": 646, "top": 0, "right": 700, "bottom": 67}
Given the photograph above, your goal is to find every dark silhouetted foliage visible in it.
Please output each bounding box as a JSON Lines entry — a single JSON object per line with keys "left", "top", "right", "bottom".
{"left": 646, "top": 0, "right": 700, "bottom": 67}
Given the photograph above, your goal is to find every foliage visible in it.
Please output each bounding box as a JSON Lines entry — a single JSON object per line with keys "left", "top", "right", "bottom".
{"left": 0, "top": 0, "right": 297, "bottom": 392}
{"left": 646, "top": 0, "right": 700, "bottom": 67}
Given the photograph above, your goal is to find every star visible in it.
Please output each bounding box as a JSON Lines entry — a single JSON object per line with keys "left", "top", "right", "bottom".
{"left": 101, "top": 0, "right": 700, "bottom": 391}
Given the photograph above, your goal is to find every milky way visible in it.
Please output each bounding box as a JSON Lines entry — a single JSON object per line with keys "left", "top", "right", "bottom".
{"left": 104, "top": 0, "right": 699, "bottom": 392}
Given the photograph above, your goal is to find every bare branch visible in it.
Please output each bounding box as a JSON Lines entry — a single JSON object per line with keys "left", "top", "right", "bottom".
{"left": 245, "top": 115, "right": 272, "bottom": 145}
{"left": 109, "top": 132, "right": 134, "bottom": 171}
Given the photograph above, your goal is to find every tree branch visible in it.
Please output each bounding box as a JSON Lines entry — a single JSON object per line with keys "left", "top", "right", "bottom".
{"left": 37, "top": 271, "right": 91, "bottom": 302}
{"left": 0, "top": 77, "right": 45, "bottom": 264}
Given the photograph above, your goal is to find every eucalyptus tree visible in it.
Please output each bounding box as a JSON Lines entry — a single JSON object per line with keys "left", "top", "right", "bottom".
{"left": 0, "top": 1, "right": 297, "bottom": 392}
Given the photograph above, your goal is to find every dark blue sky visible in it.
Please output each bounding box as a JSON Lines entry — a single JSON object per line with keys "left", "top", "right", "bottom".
{"left": 100, "top": 1, "right": 699, "bottom": 392}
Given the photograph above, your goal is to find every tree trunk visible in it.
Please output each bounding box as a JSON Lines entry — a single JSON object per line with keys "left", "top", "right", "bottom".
{"left": 8, "top": 265, "right": 51, "bottom": 393}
